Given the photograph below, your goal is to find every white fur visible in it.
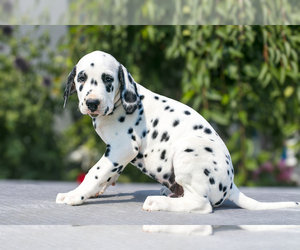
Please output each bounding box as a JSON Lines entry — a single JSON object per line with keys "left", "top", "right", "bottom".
{"left": 56, "top": 51, "right": 300, "bottom": 213}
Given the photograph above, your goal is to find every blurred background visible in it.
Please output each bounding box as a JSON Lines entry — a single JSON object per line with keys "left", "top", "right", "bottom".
{"left": 0, "top": 1, "right": 300, "bottom": 187}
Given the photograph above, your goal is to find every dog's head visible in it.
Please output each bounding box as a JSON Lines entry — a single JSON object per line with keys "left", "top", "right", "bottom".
{"left": 63, "top": 51, "right": 140, "bottom": 117}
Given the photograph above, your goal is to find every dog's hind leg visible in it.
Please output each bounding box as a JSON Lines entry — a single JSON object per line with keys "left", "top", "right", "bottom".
{"left": 143, "top": 185, "right": 213, "bottom": 213}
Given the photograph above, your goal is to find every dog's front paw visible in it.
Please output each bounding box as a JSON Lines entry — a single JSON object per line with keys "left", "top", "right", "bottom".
{"left": 56, "top": 192, "right": 84, "bottom": 206}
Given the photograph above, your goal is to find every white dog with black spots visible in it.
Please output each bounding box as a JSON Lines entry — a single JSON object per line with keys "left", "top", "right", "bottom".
{"left": 56, "top": 51, "right": 299, "bottom": 213}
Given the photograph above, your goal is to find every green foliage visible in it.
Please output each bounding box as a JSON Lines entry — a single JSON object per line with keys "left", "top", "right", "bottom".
{"left": 1, "top": 24, "right": 299, "bottom": 186}
{"left": 62, "top": 25, "right": 300, "bottom": 186}
{"left": 0, "top": 26, "right": 64, "bottom": 179}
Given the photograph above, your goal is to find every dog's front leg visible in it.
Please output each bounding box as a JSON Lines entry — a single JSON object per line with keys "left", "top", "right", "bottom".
{"left": 56, "top": 144, "right": 135, "bottom": 206}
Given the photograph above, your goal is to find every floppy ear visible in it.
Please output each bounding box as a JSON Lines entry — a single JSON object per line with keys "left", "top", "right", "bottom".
{"left": 118, "top": 64, "right": 140, "bottom": 114}
{"left": 63, "top": 66, "right": 77, "bottom": 108}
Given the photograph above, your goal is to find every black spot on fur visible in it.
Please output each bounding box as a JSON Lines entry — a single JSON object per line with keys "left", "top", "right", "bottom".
{"left": 135, "top": 147, "right": 138, "bottom": 151}
{"left": 131, "top": 135, "right": 136, "bottom": 141}
{"left": 79, "top": 84, "right": 83, "bottom": 91}
{"left": 107, "top": 177, "right": 111, "bottom": 182}
{"left": 205, "top": 147, "right": 213, "bottom": 153}
{"left": 185, "top": 148, "right": 194, "bottom": 152}
{"left": 219, "top": 183, "right": 223, "bottom": 191}
{"left": 226, "top": 160, "right": 229, "bottom": 165}
{"left": 157, "top": 167, "right": 162, "bottom": 172}
{"left": 139, "top": 109, "right": 144, "bottom": 115}
{"left": 111, "top": 168, "right": 118, "bottom": 172}
{"left": 160, "top": 150, "right": 166, "bottom": 160}
{"left": 81, "top": 196, "right": 84, "bottom": 200}
{"left": 204, "top": 128, "right": 212, "bottom": 134}
{"left": 184, "top": 110, "right": 191, "bottom": 115}
{"left": 85, "top": 90, "right": 92, "bottom": 96}
{"left": 152, "top": 130, "right": 158, "bottom": 139}
{"left": 140, "top": 95, "right": 145, "bottom": 100}
{"left": 163, "top": 173, "right": 169, "bottom": 179}
{"left": 223, "top": 192, "right": 227, "bottom": 197}
{"left": 138, "top": 163, "right": 143, "bottom": 168}
{"left": 193, "top": 125, "right": 203, "bottom": 130}
{"left": 105, "top": 147, "right": 110, "bottom": 157}
{"left": 160, "top": 132, "right": 169, "bottom": 142}
{"left": 113, "top": 162, "right": 119, "bottom": 167}
{"left": 162, "top": 100, "right": 167, "bottom": 103}
{"left": 104, "top": 106, "right": 109, "bottom": 115}
{"left": 142, "top": 168, "right": 147, "bottom": 173}
{"left": 154, "top": 96, "right": 159, "bottom": 100}
{"left": 142, "top": 130, "right": 147, "bottom": 137}
{"left": 230, "top": 183, "right": 233, "bottom": 189}
{"left": 118, "top": 116, "right": 125, "bottom": 122}
{"left": 137, "top": 153, "right": 143, "bottom": 159}
{"left": 209, "top": 178, "right": 215, "bottom": 185}
{"left": 170, "top": 109, "right": 174, "bottom": 112}
{"left": 169, "top": 172, "right": 175, "bottom": 184}
{"left": 131, "top": 158, "right": 136, "bottom": 164}
{"left": 128, "top": 128, "right": 133, "bottom": 134}
{"left": 150, "top": 173, "right": 156, "bottom": 179}
{"left": 213, "top": 161, "right": 217, "bottom": 165}
{"left": 97, "top": 166, "right": 100, "bottom": 170}
{"left": 296, "top": 202, "right": 299, "bottom": 205}
{"left": 173, "top": 120, "right": 180, "bottom": 127}
{"left": 204, "top": 169, "right": 210, "bottom": 176}
{"left": 153, "top": 119, "right": 159, "bottom": 127}
{"left": 91, "top": 63, "right": 94, "bottom": 66}
{"left": 214, "top": 198, "right": 223, "bottom": 206}
{"left": 135, "top": 117, "right": 142, "bottom": 126}
{"left": 165, "top": 106, "right": 170, "bottom": 110}
{"left": 124, "top": 91, "right": 137, "bottom": 103}
{"left": 95, "top": 176, "right": 98, "bottom": 179}
{"left": 223, "top": 186, "right": 227, "bottom": 192}
{"left": 144, "top": 154, "right": 147, "bottom": 158}
{"left": 227, "top": 170, "right": 230, "bottom": 175}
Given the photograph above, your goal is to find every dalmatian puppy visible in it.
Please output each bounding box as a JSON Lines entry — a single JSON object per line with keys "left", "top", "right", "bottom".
{"left": 56, "top": 51, "right": 300, "bottom": 213}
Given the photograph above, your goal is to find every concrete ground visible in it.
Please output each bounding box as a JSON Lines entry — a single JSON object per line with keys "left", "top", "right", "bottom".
{"left": 0, "top": 180, "right": 299, "bottom": 249}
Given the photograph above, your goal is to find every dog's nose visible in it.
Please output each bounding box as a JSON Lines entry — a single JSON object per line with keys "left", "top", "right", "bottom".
{"left": 86, "top": 99, "right": 100, "bottom": 112}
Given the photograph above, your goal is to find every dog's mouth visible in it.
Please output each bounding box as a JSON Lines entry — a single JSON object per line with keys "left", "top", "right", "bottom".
{"left": 88, "top": 113, "right": 100, "bottom": 118}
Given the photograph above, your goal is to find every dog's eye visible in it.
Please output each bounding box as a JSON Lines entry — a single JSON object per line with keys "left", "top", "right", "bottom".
{"left": 77, "top": 71, "right": 87, "bottom": 82}
{"left": 102, "top": 73, "right": 114, "bottom": 84}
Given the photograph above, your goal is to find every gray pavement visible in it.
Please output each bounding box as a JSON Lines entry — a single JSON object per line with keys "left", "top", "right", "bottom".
{"left": 1, "top": 180, "right": 300, "bottom": 250}
{"left": 1, "top": 180, "right": 299, "bottom": 225}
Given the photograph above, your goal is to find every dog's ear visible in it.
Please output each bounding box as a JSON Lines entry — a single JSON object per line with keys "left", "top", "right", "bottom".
{"left": 118, "top": 64, "right": 140, "bottom": 114}
{"left": 63, "top": 66, "right": 77, "bottom": 108}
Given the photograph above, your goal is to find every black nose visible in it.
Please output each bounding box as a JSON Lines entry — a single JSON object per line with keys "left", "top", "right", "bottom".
{"left": 86, "top": 99, "right": 100, "bottom": 112}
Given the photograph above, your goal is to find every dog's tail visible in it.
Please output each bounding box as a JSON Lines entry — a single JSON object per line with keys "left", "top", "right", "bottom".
{"left": 228, "top": 184, "right": 299, "bottom": 210}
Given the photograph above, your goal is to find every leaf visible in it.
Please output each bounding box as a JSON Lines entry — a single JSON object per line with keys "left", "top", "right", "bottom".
{"left": 284, "top": 86, "right": 294, "bottom": 98}
{"left": 279, "top": 67, "right": 286, "bottom": 84}
{"left": 181, "top": 90, "right": 195, "bottom": 103}
{"left": 258, "top": 63, "right": 268, "bottom": 81}
{"left": 245, "top": 159, "right": 258, "bottom": 171}
{"left": 221, "top": 94, "right": 229, "bottom": 105}
{"left": 297, "top": 86, "right": 300, "bottom": 102}
{"left": 261, "top": 73, "right": 272, "bottom": 88}
{"left": 284, "top": 41, "right": 291, "bottom": 58}
{"left": 238, "top": 111, "right": 248, "bottom": 125}
{"left": 210, "top": 110, "right": 230, "bottom": 126}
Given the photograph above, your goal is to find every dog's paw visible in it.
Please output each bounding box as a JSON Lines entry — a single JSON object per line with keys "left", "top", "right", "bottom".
{"left": 142, "top": 196, "right": 165, "bottom": 211}
{"left": 56, "top": 192, "right": 84, "bottom": 206}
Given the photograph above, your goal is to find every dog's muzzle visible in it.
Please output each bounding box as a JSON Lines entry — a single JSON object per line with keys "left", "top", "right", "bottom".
{"left": 86, "top": 99, "right": 100, "bottom": 112}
